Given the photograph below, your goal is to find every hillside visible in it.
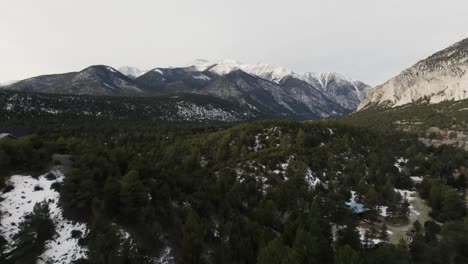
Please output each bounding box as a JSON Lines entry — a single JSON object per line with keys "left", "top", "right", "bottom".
{"left": 0, "top": 90, "right": 253, "bottom": 124}
{"left": 336, "top": 98, "right": 468, "bottom": 150}
{"left": 358, "top": 37, "right": 468, "bottom": 110}
{"left": 4, "top": 66, "right": 142, "bottom": 96}
{"left": 1, "top": 120, "right": 466, "bottom": 263}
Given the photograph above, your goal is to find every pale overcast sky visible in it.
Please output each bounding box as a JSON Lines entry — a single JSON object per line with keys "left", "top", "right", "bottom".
{"left": 1, "top": 0, "right": 467, "bottom": 85}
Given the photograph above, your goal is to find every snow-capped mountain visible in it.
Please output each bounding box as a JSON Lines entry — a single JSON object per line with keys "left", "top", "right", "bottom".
{"left": 188, "top": 59, "right": 371, "bottom": 110}
{"left": 118, "top": 66, "right": 147, "bottom": 79}
{"left": 201, "top": 69, "right": 348, "bottom": 118}
{"left": 2, "top": 60, "right": 370, "bottom": 119}
{"left": 189, "top": 59, "right": 294, "bottom": 83}
{"left": 358, "top": 37, "right": 468, "bottom": 111}
{"left": 305, "top": 73, "right": 371, "bottom": 110}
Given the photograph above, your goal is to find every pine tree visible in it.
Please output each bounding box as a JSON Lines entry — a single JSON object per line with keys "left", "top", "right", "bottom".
{"left": 182, "top": 209, "right": 204, "bottom": 264}
{"left": 257, "top": 239, "right": 289, "bottom": 264}
{"left": 103, "top": 176, "right": 121, "bottom": 216}
{"left": 334, "top": 245, "right": 363, "bottom": 264}
{"left": 296, "top": 129, "right": 306, "bottom": 148}
{"left": 119, "top": 170, "right": 147, "bottom": 222}
{"left": 379, "top": 222, "right": 389, "bottom": 242}
{"left": 398, "top": 199, "right": 411, "bottom": 222}
{"left": 336, "top": 224, "right": 361, "bottom": 252}
{"left": 5, "top": 203, "right": 55, "bottom": 264}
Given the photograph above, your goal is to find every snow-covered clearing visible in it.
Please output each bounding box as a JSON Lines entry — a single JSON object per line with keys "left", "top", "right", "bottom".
{"left": 0, "top": 170, "right": 88, "bottom": 263}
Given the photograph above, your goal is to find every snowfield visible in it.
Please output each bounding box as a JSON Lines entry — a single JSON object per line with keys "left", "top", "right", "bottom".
{"left": 0, "top": 170, "right": 88, "bottom": 263}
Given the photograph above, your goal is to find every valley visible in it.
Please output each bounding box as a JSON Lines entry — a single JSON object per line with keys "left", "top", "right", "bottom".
{"left": 0, "top": 37, "right": 467, "bottom": 264}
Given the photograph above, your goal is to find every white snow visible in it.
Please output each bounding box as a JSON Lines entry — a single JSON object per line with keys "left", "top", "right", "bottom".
{"left": 153, "top": 69, "right": 164, "bottom": 75}
{"left": 378, "top": 206, "right": 388, "bottom": 217}
{"left": 118, "top": 66, "right": 147, "bottom": 78}
{"left": 272, "top": 155, "right": 294, "bottom": 181}
{"left": 0, "top": 170, "right": 88, "bottom": 263}
{"left": 187, "top": 59, "right": 360, "bottom": 89}
{"left": 252, "top": 127, "right": 281, "bottom": 152}
{"left": 0, "top": 80, "right": 18, "bottom": 87}
{"left": 357, "top": 227, "right": 384, "bottom": 246}
{"left": 174, "top": 102, "right": 239, "bottom": 122}
{"left": 0, "top": 133, "right": 13, "bottom": 139}
{"left": 410, "top": 176, "right": 423, "bottom": 184}
{"left": 304, "top": 168, "right": 321, "bottom": 189}
{"left": 199, "top": 156, "right": 208, "bottom": 168}
{"left": 106, "top": 66, "right": 118, "bottom": 73}
{"left": 192, "top": 74, "right": 211, "bottom": 81}
{"left": 394, "top": 188, "right": 416, "bottom": 202}
{"left": 394, "top": 157, "right": 408, "bottom": 173}
{"left": 156, "top": 246, "right": 174, "bottom": 264}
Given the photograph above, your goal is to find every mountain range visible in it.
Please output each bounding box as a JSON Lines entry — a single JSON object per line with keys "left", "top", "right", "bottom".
{"left": 1, "top": 61, "right": 371, "bottom": 119}
{"left": 4, "top": 37, "right": 468, "bottom": 121}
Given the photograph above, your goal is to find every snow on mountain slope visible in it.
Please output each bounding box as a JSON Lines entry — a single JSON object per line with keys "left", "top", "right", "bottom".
{"left": 189, "top": 60, "right": 370, "bottom": 110}
{"left": 299, "top": 73, "right": 372, "bottom": 110}
{"left": 0, "top": 80, "right": 18, "bottom": 87}
{"left": 0, "top": 170, "right": 88, "bottom": 263}
{"left": 189, "top": 59, "right": 294, "bottom": 83}
{"left": 118, "top": 66, "right": 147, "bottom": 79}
{"left": 358, "top": 37, "right": 468, "bottom": 111}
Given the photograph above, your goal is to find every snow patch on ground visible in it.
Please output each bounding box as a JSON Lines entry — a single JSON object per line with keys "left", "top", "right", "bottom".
{"left": 252, "top": 127, "right": 281, "bottom": 152}
{"left": 272, "top": 155, "right": 293, "bottom": 179}
{"left": 394, "top": 157, "right": 408, "bottom": 173}
{"left": 357, "top": 227, "right": 384, "bottom": 246}
{"left": 0, "top": 170, "right": 88, "bottom": 263}
{"left": 378, "top": 206, "right": 388, "bottom": 217}
{"left": 394, "top": 188, "right": 416, "bottom": 201}
{"left": 394, "top": 189, "right": 420, "bottom": 216}
{"left": 410, "top": 176, "right": 423, "bottom": 184}
{"left": 156, "top": 247, "right": 174, "bottom": 264}
{"left": 305, "top": 168, "right": 321, "bottom": 189}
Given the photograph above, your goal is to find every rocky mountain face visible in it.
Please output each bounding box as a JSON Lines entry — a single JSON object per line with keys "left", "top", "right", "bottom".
{"left": 4, "top": 65, "right": 142, "bottom": 96}
{"left": 201, "top": 70, "right": 333, "bottom": 118}
{"left": 3, "top": 61, "right": 371, "bottom": 119}
{"left": 358, "top": 37, "right": 468, "bottom": 111}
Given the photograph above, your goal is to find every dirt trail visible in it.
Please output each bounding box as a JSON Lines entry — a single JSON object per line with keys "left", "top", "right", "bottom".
{"left": 387, "top": 193, "right": 432, "bottom": 243}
